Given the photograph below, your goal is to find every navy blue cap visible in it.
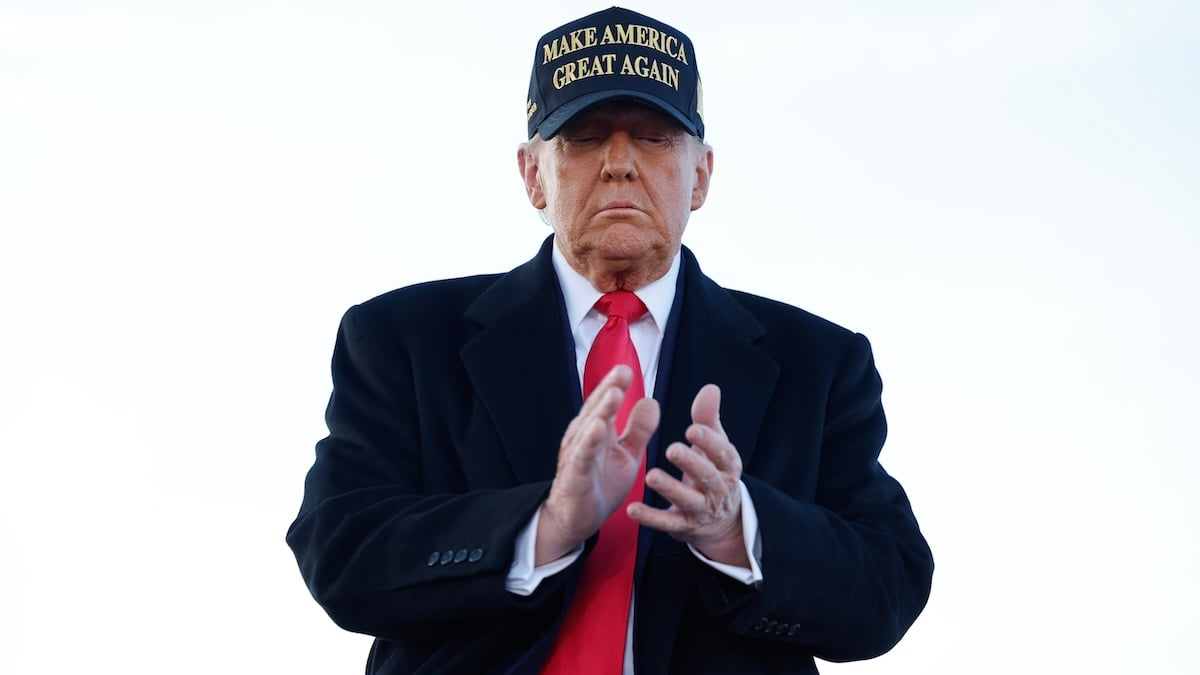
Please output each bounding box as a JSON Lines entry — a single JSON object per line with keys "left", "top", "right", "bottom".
{"left": 526, "top": 7, "right": 704, "bottom": 140}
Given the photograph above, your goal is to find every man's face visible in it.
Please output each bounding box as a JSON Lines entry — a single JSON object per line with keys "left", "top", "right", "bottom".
{"left": 519, "top": 101, "right": 713, "bottom": 292}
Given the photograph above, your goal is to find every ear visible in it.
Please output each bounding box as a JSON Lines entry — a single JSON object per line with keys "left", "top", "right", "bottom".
{"left": 517, "top": 143, "right": 547, "bottom": 210}
{"left": 690, "top": 145, "right": 713, "bottom": 211}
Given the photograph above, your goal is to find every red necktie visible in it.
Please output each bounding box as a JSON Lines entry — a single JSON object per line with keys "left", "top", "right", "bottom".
{"left": 541, "top": 291, "right": 648, "bottom": 675}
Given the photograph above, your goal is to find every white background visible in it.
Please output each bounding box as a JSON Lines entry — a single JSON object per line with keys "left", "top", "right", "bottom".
{"left": 2, "top": 1, "right": 1197, "bottom": 672}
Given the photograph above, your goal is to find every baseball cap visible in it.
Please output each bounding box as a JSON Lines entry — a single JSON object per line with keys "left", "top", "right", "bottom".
{"left": 526, "top": 7, "right": 704, "bottom": 140}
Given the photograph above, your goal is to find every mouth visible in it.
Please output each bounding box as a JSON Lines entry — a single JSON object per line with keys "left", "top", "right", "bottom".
{"left": 599, "top": 201, "right": 640, "bottom": 212}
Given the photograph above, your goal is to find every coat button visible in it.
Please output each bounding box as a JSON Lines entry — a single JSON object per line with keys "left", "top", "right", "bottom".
{"left": 468, "top": 548, "right": 484, "bottom": 562}
{"left": 454, "top": 549, "right": 468, "bottom": 563}
{"left": 426, "top": 552, "right": 440, "bottom": 567}
{"left": 439, "top": 550, "right": 454, "bottom": 565}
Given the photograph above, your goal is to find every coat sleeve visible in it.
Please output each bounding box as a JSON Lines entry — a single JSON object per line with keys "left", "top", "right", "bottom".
{"left": 692, "top": 332, "right": 934, "bottom": 662}
{"left": 285, "top": 303, "right": 575, "bottom": 642}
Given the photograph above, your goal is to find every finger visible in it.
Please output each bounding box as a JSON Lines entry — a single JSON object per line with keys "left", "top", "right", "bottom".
{"left": 561, "top": 416, "right": 609, "bottom": 473}
{"left": 684, "top": 423, "right": 742, "bottom": 475}
{"left": 664, "top": 442, "right": 725, "bottom": 492}
{"left": 619, "top": 397, "right": 660, "bottom": 450}
{"left": 626, "top": 501, "right": 690, "bottom": 535}
{"left": 562, "top": 388, "right": 615, "bottom": 451}
{"left": 606, "top": 363, "right": 633, "bottom": 383}
{"left": 644, "top": 467, "right": 707, "bottom": 512}
{"left": 690, "top": 383, "right": 724, "bottom": 434}
{"left": 600, "top": 364, "right": 634, "bottom": 395}
{"left": 580, "top": 365, "right": 632, "bottom": 413}
{"left": 578, "top": 384, "right": 626, "bottom": 436}
{"left": 630, "top": 500, "right": 748, "bottom": 566}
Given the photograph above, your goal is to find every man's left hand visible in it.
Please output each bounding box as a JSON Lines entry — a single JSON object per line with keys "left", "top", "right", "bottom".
{"left": 627, "top": 384, "right": 749, "bottom": 568}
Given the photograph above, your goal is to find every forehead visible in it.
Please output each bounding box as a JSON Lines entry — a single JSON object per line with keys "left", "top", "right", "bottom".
{"left": 561, "top": 100, "right": 686, "bottom": 133}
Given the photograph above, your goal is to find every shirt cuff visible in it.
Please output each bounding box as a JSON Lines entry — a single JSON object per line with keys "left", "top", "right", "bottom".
{"left": 506, "top": 505, "right": 584, "bottom": 596}
{"left": 686, "top": 481, "right": 764, "bottom": 586}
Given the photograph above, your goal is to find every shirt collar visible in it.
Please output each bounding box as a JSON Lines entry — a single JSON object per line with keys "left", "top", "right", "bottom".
{"left": 551, "top": 238, "right": 680, "bottom": 331}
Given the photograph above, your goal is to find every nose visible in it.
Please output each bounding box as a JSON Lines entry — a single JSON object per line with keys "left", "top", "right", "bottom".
{"left": 601, "top": 132, "right": 638, "bottom": 180}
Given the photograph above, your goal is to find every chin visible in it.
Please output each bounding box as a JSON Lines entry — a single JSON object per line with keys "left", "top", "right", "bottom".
{"left": 593, "top": 229, "right": 664, "bottom": 260}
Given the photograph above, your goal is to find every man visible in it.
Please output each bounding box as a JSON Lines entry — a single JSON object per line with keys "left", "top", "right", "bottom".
{"left": 287, "top": 7, "right": 933, "bottom": 674}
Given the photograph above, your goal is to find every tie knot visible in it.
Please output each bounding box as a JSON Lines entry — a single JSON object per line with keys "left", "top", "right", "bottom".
{"left": 594, "top": 291, "right": 647, "bottom": 322}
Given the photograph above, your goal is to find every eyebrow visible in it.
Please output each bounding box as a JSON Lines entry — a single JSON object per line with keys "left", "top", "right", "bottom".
{"left": 564, "top": 113, "right": 682, "bottom": 134}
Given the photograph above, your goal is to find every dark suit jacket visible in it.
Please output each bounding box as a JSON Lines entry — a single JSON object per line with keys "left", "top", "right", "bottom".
{"left": 287, "top": 237, "right": 933, "bottom": 674}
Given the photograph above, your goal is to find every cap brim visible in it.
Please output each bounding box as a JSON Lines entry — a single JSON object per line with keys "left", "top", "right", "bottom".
{"left": 534, "top": 89, "right": 700, "bottom": 140}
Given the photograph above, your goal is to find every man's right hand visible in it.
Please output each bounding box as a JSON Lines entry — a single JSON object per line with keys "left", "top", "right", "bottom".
{"left": 535, "top": 365, "right": 660, "bottom": 566}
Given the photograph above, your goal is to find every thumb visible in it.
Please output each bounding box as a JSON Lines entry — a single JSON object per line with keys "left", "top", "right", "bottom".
{"left": 690, "top": 384, "right": 723, "bottom": 432}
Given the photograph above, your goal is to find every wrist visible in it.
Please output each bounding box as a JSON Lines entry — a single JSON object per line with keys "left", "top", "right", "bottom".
{"left": 534, "top": 501, "right": 581, "bottom": 566}
{"left": 694, "top": 517, "right": 749, "bottom": 568}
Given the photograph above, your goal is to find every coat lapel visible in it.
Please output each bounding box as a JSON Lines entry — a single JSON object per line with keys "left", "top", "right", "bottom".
{"left": 635, "top": 248, "right": 781, "bottom": 674}
{"left": 655, "top": 248, "right": 780, "bottom": 476}
{"left": 460, "top": 237, "right": 578, "bottom": 485}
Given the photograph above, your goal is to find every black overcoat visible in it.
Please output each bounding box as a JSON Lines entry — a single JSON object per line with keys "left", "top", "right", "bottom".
{"left": 287, "top": 237, "right": 933, "bottom": 674}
